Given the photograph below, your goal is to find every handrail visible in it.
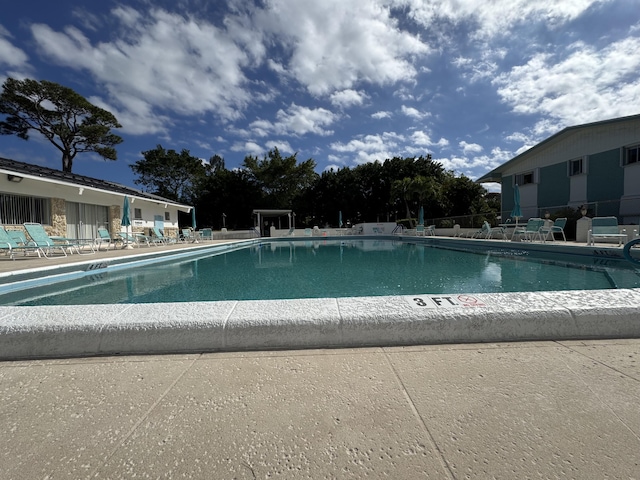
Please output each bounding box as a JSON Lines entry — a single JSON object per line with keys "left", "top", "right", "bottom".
{"left": 392, "top": 224, "right": 404, "bottom": 234}
{"left": 623, "top": 238, "right": 640, "bottom": 265}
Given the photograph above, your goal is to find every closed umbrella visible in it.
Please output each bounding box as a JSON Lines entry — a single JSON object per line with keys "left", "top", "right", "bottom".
{"left": 338, "top": 211, "right": 343, "bottom": 228}
{"left": 121, "top": 196, "right": 132, "bottom": 249}
{"left": 191, "top": 207, "right": 197, "bottom": 229}
{"left": 418, "top": 205, "right": 424, "bottom": 226}
{"left": 511, "top": 184, "right": 522, "bottom": 226}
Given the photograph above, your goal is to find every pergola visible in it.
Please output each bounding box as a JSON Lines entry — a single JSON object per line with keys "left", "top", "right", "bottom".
{"left": 253, "top": 209, "right": 294, "bottom": 235}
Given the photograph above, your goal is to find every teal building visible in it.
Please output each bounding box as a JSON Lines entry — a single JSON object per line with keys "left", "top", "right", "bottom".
{"left": 477, "top": 114, "right": 640, "bottom": 224}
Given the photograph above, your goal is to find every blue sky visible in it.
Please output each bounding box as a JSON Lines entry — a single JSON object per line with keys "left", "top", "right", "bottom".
{"left": 1, "top": 0, "right": 640, "bottom": 192}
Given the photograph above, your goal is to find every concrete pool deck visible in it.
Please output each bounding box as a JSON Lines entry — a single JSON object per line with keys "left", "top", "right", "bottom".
{"left": 2, "top": 340, "right": 639, "bottom": 478}
{"left": 0, "top": 236, "right": 639, "bottom": 360}
{"left": 1, "top": 238, "right": 639, "bottom": 478}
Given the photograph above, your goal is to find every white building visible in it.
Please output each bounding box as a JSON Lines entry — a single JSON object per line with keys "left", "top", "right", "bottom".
{"left": 0, "top": 157, "right": 193, "bottom": 240}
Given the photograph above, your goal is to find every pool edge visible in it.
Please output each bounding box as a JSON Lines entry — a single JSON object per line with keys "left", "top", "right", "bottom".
{"left": 1, "top": 289, "right": 639, "bottom": 360}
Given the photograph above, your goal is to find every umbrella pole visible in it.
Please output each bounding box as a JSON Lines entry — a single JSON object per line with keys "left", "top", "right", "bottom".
{"left": 125, "top": 224, "right": 134, "bottom": 249}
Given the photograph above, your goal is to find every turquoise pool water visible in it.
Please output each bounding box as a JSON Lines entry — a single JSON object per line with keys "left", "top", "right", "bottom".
{"left": 2, "top": 239, "right": 640, "bottom": 306}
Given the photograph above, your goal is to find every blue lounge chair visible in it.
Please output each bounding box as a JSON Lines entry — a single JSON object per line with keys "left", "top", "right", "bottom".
{"left": 151, "top": 226, "right": 173, "bottom": 244}
{"left": 24, "top": 222, "right": 94, "bottom": 257}
{"left": 469, "top": 222, "right": 490, "bottom": 238}
{"left": 118, "top": 231, "right": 151, "bottom": 247}
{"left": 0, "top": 227, "right": 42, "bottom": 259}
{"left": 512, "top": 218, "right": 544, "bottom": 242}
{"left": 483, "top": 221, "right": 507, "bottom": 240}
{"left": 199, "top": 228, "right": 213, "bottom": 241}
{"left": 181, "top": 228, "right": 197, "bottom": 243}
{"left": 95, "top": 227, "right": 119, "bottom": 250}
{"left": 540, "top": 218, "right": 567, "bottom": 242}
{"left": 588, "top": 217, "right": 627, "bottom": 246}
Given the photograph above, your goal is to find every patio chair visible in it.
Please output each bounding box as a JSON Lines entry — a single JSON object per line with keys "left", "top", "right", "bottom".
{"left": 468, "top": 222, "right": 490, "bottom": 238}
{"left": 24, "top": 222, "right": 94, "bottom": 257}
{"left": 118, "top": 231, "right": 151, "bottom": 247}
{"left": 482, "top": 221, "right": 507, "bottom": 240}
{"left": 181, "top": 228, "right": 197, "bottom": 243}
{"left": 95, "top": 227, "right": 118, "bottom": 251}
{"left": 416, "top": 225, "right": 426, "bottom": 236}
{"left": 588, "top": 217, "right": 627, "bottom": 246}
{"left": 151, "top": 226, "right": 174, "bottom": 244}
{"left": 540, "top": 217, "right": 567, "bottom": 242}
{"left": 0, "top": 226, "right": 42, "bottom": 259}
{"left": 199, "top": 228, "right": 212, "bottom": 241}
{"left": 512, "top": 218, "right": 544, "bottom": 242}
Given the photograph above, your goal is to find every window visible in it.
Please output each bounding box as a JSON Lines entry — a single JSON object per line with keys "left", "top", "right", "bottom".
{"left": 514, "top": 171, "right": 535, "bottom": 186}
{"left": 134, "top": 208, "right": 142, "bottom": 220}
{"left": 164, "top": 212, "right": 170, "bottom": 221}
{"left": 624, "top": 144, "right": 640, "bottom": 165}
{"left": 568, "top": 157, "right": 584, "bottom": 176}
{"left": 0, "top": 193, "right": 51, "bottom": 225}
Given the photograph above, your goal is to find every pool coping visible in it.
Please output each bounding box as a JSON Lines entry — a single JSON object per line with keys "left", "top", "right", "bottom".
{"left": 1, "top": 236, "right": 640, "bottom": 360}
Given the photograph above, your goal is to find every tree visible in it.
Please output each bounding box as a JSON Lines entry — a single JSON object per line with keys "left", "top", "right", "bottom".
{"left": 390, "top": 177, "right": 414, "bottom": 219}
{"left": 242, "top": 148, "right": 319, "bottom": 208}
{"left": 0, "top": 78, "right": 123, "bottom": 172}
{"left": 130, "top": 145, "right": 209, "bottom": 203}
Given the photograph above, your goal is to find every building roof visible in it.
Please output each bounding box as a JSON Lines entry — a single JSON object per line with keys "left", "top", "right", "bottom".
{"left": 0, "top": 157, "right": 191, "bottom": 209}
{"left": 476, "top": 113, "right": 640, "bottom": 184}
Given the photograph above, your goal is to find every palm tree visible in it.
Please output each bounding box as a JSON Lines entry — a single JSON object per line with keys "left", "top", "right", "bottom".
{"left": 390, "top": 177, "right": 414, "bottom": 219}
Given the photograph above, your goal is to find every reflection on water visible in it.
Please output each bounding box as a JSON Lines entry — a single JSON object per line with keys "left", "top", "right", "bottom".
{"left": 3, "top": 239, "right": 639, "bottom": 306}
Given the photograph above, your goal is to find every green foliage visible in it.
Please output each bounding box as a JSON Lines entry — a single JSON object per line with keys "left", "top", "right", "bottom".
{"left": 130, "top": 145, "right": 209, "bottom": 203}
{"left": 129, "top": 147, "right": 497, "bottom": 230}
{"left": 242, "top": 148, "right": 319, "bottom": 209}
{"left": 0, "top": 78, "right": 122, "bottom": 172}
{"left": 197, "top": 168, "right": 261, "bottom": 229}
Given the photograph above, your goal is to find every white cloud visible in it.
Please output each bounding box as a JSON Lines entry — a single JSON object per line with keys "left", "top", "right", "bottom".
{"left": 459, "top": 141, "right": 483, "bottom": 154}
{"left": 29, "top": 7, "right": 262, "bottom": 133}
{"left": 231, "top": 141, "right": 263, "bottom": 156}
{"left": 401, "top": 105, "right": 430, "bottom": 119}
{"left": 330, "top": 132, "right": 403, "bottom": 164}
{"left": 0, "top": 31, "right": 29, "bottom": 69}
{"left": 372, "top": 111, "right": 392, "bottom": 119}
{"left": 410, "top": 130, "right": 449, "bottom": 148}
{"left": 330, "top": 89, "right": 368, "bottom": 108}
{"left": 404, "top": 0, "right": 608, "bottom": 40}
{"left": 265, "top": 140, "right": 293, "bottom": 154}
{"left": 249, "top": 103, "right": 337, "bottom": 137}
{"left": 494, "top": 36, "right": 640, "bottom": 127}
{"left": 433, "top": 145, "right": 513, "bottom": 178}
{"left": 252, "top": 0, "right": 431, "bottom": 95}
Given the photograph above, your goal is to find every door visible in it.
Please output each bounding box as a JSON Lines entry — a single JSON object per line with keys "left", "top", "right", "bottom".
{"left": 66, "top": 202, "right": 108, "bottom": 239}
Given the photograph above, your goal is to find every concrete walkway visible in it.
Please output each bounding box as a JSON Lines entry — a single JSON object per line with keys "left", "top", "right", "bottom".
{"left": 2, "top": 339, "right": 639, "bottom": 479}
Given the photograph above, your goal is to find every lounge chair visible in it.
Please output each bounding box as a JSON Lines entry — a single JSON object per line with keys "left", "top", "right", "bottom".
{"left": 181, "top": 228, "right": 197, "bottom": 243}
{"left": 468, "top": 222, "right": 489, "bottom": 238}
{"left": 118, "top": 231, "right": 151, "bottom": 247}
{"left": 540, "top": 217, "right": 567, "bottom": 242}
{"left": 24, "top": 222, "right": 94, "bottom": 257}
{"left": 512, "top": 218, "right": 544, "bottom": 242}
{"left": 151, "top": 226, "right": 174, "bottom": 244}
{"left": 416, "top": 225, "right": 425, "bottom": 236}
{"left": 482, "top": 221, "right": 507, "bottom": 240}
{"left": 588, "top": 217, "right": 627, "bottom": 246}
{"left": 95, "top": 227, "right": 118, "bottom": 250}
{"left": 199, "top": 228, "right": 212, "bottom": 241}
{"left": 0, "top": 227, "right": 42, "bottom": 259}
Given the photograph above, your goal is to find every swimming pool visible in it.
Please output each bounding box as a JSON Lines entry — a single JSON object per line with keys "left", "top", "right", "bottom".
{"left": 1, "top": 238, "right": 639, "bottom": 306}
{"left": 1, "top": 236, "right": 639, "bottom": 360}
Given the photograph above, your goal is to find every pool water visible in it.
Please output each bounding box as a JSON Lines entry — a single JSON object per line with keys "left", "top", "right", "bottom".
{"left": 3, "top": 239, "right": 640, "bottom": 306}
